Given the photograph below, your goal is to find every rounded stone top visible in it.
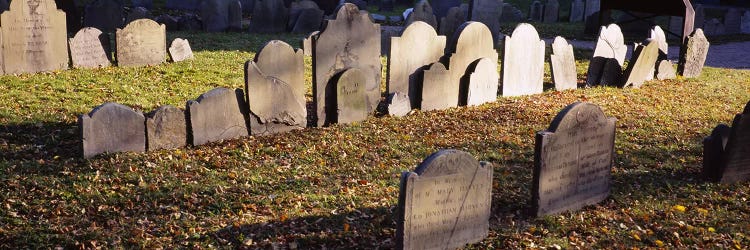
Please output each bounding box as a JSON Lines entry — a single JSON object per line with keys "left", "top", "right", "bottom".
{"left": 510, "top": 23, "right": 541, "bottom": 42}
{"left": 548, "top": 102, "right": 608, "bottom": 132}
{"left": 414, "top": 149, "right": 482, "bottom": 177}
{"left": 401, "top": 21, "right": 439, "bottom": 38}
{"left": 449, "top": 21, "right": 493, "bottom": 54}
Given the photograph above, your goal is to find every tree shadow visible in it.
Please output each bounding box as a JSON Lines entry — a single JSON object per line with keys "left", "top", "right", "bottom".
{"left": 0, "top": 121, "right": 91, "bottom": 175}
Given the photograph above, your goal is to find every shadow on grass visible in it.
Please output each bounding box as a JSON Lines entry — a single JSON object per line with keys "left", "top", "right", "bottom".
{"left": 0, "top": 121, "right": 87, "bottom": 174}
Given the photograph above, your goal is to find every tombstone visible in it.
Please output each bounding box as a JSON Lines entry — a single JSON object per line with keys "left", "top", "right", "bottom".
{"left": 703, "top": 101, "right": 750, "bottom": 183}
{"left": 529, "top": 0, "right": 542, "bottom": 22}
{"left": 187, "top": 87, "right": 249, "bottom": 146}
{"left": 622, "top": 39, "right": 659, "bottom": 88}
{"left": 647, "top": 25, "right": 668, "bottom": 81}
{"left": 388, "top": 21, "right": 446, "bottom": 109}
{"left": 569, "top": 0, "right": 583, "bottom": 22}
{"left": 465, "top": 57, "right": 498, "bottom": 106}
{"left": 533, "top": 102, "right": 616, "bottom": 216}
{"left": 292, "top": 8, "right": 324, "bottom": 33}
{"left": 656, "top": 60, "right": 676, "bottom": 80}
{"left": 543, "top": 0, "right": 558, "bottom": 23}
{"left": 387, "top": 92, "right": 411, "bottom": 117}
{"left": 116, "top": 19, "right": 166, "bottom": 67}
{"left": 502, "top": 23, "right": 545, "bottom": 97}
{"left": 550, "top": 36, "right": 577, "bottom": 91}
{"left": 83, "top": 0, "right": 124, "bottom": 32}
{"left": 166, "top": 0, "right": 201, "bottom": 10}
{"left": 229, "top": 0, "right": 243, "bottom": 31}
{"left": 501, "top": 3, "right": 524, "bottom": 22}
{"left": 405, "top": 0, "right": 438, "bottom": 30}
{"left": 125, "top": 6, "right": 151, "bottom": 25}
{"left": 380, "top": 26, "right": 403, "bottom": 56}
{"left": 69, "top": 27, "right": 112, "bottom": 69}
{"left": 146, "top": 105, "right": 187, "bottom": 151}
{"left": 132, "top": 0, "right": 153, "bottom": 9}
{"left": 583, "top": 0, "right": 599, "bottom": 22}
{"left": 742, "top": 11, "right": 750, "bottom": 34}
{"left": 312, "top": 4, "right": 380, "bottom": 126}
{"left": 586, "top": 24, "right": 626, "bottom": 87}
{"left": 80, "top": 103, "right": 146, "bottom": 158}
{"left": 250, "top": 0, "right": 289, "bottom": 33}
{"left": 469, "top": 0, "right": 503, "bottom": 45}
{"left": 288, "top": 0, "right": 320, "bottom": 30}
{"left": 396, "top": 149, "right": 492, "bottom": 249}
{"left": 421, "top": 62, "right": 452, "bottom": 111}
{"left": 724, "top": 8, "right": 741, "bottom": 35}
{"left": 169, "top": 38, "right": 194, "bottom": 62}
{"left": 302, "top": 31, "right": 319, "bottom": 56}
{"left": 704, "top": 18, "right": 725, "bottom": 36}
{"left": 201, "top": 0, "right": 230, "bottom": 32}
{"left": 439, "top": 7, "right": 465, "bottom": 41}
{"left": 333, "top": 68, "right": 368, "bottom": 124}
{"left": 245, "top": 40, "right": 306, "bottom": 135}
{"left": 678, "top": 29, "right": 709, "bottom": 78}
{"left": 1, "top": 0, "right": 69, "bottom": 74}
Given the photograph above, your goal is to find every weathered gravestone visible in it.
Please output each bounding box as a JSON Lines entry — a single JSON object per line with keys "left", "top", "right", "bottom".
{"left": 465, "top": 57, "right": 498, "bottom": 106}
{"left": 380, "top": 26, "right": 403, "bottom": 56}
{"left": 250, "top": 0, "right": 288, "bottom": 33}
{"left": 405, "top": 0, "right": 438, "bottom": 30}
{"left": 742, "top": 11, "right": 750, "bottom": 34}
{"left": 396, "top": 149, "right": 493, "bottom": 249}
{"left": 116, "top": 19, "right": 166, "bottom": 67}
{"left": 502, "top": 23, "right": 545, "bottom": 96}
{"left": 312, "top": 3, "right": 380, "bottom": 126}
{"left": 169, "top": 38, "right": 194, "bottom": 62}
{"left": 245, "top": 40, "right": 306, "bottom": 135}
{"left": 421, "top": 62, "right": 452, "bottom": 111}
{"left": 586, "top": 24, "right": 626, "bottom": 87}
{"left": 533, "top": 102, "right": 616, "bottom": 216}
{"left": 569, "top": 0, "right": 583, "bottom": 22}
{"left": 201, "top": 0, "right": 230, "bottom": 32}
{"left": 656, "top": 60, "right": 676, "bottom": 80}
{"left": 724, "top": 8, "right": 742, "bottom": 35}
{"left": 292, "top": 8, "right": 324, "bottom": 33}
{"left": 132, "top": 0, "right": 153, "bottom": 9}
{"left": 69, "top": 27, "right": 112, "bottom": 69}
{"left": 166, "top": 0, "right": 201, "bottom": 10}
{"left": 469, "top": 0, "right": 503, "bottom": 45}
{"left": 146, "top": 105, "right": 187, "bottom": 150}
{"left": 333, "top": 68, "right": 368, "bottom": 124}
{"left": 550, "top": 36, "right": 577, "bottom": 91}
{"left": 187, "top": 87, "right": 249, "bottom": 146}
{"left": 125, "top": 6, "right": 151, "bottom": 25}
{"left": 80, "top": 103, "right": 146, "bottom": 158}
{"left": 387, "top": 92, "right": 411, "bottom": 117}
{"left": 2, "top": 0, "right": 69, "bottom": 74}
{"left": 302, "top": 31, "right": 319, "bottom": 56}
{"left": 543, "top": 0, "right": 558, "bottom": 23}
{"left": 622, "top": 39, "right": 659, "bottom": 88}
{"left": 388, "top": 21, "right": 446, "bottom": 109}
{"left": 583, "top": 0, "right": 599, "bottom": 21}
{"left": 678, "top": 29, "right": 709, "bottom": 78}
{"left": 439, "top": 6, "right": 465, "bottom": 42}
{"left": 83, "top": 0, "right": 124, "bottom": 32}
{"left": 529, "top": 0, "right": 542, "bottom": 22}
{"left": 646, "top": 25, "right": 667, "bottom": 81}
{"left": 703, "top": 101, "right": 750, "bottom": 183}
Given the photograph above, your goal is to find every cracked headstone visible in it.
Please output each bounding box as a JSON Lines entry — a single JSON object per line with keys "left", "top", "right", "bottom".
{"left": 169, "top": 38, "right": 194, "bottom": 62}
{"left": 502, "top": 23, "right": 545, "bottom": 96}
{"left": 146, "top": 105, "right": 187, "bottom": 151}
{"left": 388, "top": 21, "right": 446, "bottom": 109}
{"left": 69, "top": 27, "right": 112, "bottom": 69}
{"left": 2, "top": 0, "right": 69, "bottom": 74}
{"left": 622, "top": 39, "right": 659, "bottom": 88}
{"left": 678, "top": 29, "right": 709, "bottom": 78}
{"left": 116, "top": 19, "right": 166, "bottom": 67}
{"left": 586, "top": 24, "right": 626, "bottom": 87}
{"left": 550, "top": 36, "right": 577, "bottom": 91}
{"left": 80, "top": 103, "right": 145, "bottom": 158}
{"left": 187, "top": 87, "right": 249, "bottom": 146}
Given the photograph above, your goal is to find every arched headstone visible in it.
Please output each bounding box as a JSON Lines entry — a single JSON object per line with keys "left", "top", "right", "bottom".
{"left": 465, "top": 57, "right": 498, "bottom": 106}
{"left": 442, "top": 21, "right": 498, "bottom": 106}
{"left": 586, "top": 24, "right": 626, "bottom": 87}
{"left": 334, "top": 68, "right": 367, "bottom": 124}
{"left": 502, "top": 23, "right": 545, "bottom": 96}
{"left": 388, "top": 21, "right": 446, "bottom": 109}
{"left": 80, "top": 103, "right": 146, "bottom": 158}
{"left": 469, "top": 0, "right": 503, "bottom": 45}
{"left": 116, "top": 19, "right": 166, "bottom": 67}
{"left": 421, "top": 62, "right": 452, "bottom": 111}
{"left": 2, "top": 0, "right": 69, "bottom": 74}
{"left": 550, "top": 36, "right": 577, "bottom": 91}
{"left": 187, "top": 87, "right": 249, "bottom": 146}
{"left": 69, "top": 27, "right": 112, "bottom": 69}
{"left": 405, "top": 0, "right": 438, "bottom": 29}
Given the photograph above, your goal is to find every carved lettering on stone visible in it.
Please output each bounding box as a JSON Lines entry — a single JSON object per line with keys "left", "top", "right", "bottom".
{"left": 116, "top": 19, "right": 166, "bottom": 67}
{"left": 69, "top": 27, "right": 112, "bottom": 69}
{"left": 334, "top": 68, "right": 368, "bottom": 124}
{"left": 2, "top": 0, "right": 69, "bottom": 74}
{"left": 678, "top": 29, "right": 709, "bottom": 78}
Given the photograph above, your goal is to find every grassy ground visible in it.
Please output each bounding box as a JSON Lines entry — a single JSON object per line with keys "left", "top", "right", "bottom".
{"left": 2, "top": 23, "right": 750, "bottom": 249}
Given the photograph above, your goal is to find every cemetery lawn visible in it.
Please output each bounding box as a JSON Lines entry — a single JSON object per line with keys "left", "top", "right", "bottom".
{"left": 2, "top": 30, "right": 750, "bottom": 248}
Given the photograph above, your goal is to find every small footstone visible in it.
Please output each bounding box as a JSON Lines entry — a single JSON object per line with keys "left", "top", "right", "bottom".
{"left": 656, "top": 60, "right": 676, "bottom": 80}
{"left": 387, "top": 92, "right": 411, "bottom": 117}
{"left": 80, "top": 103, "right": 145, "bottom": 158}
{"left": 169, "top": 38, "right": 195, "bottom": 62}
{"left": 146, "top": 105, "right": 187, "bottom": 151}
{"left": 187, "top": 87, "right": 249, "bottom": 146}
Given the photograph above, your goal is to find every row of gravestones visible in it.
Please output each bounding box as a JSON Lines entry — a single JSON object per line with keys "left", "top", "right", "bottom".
{"left": 669, "top": 6, "right": 750, "bottom": 37}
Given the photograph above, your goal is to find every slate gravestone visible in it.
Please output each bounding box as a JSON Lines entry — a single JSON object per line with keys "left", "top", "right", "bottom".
{"left": 742, "top": 11, "right": 750, "bottom": 34}
{"left": 529, "top": 0, "right": 542, "bottom": 22}
{"left": 229, "top": 0, "right": 243, "bottom": 31}
{"left": 83, "top": 0, "right": 124, "bottom": 32}
{"left": 501, "top": 3, "right": 524, "bottom": 22}
{"left": 432, "top": 0, "right": 460, "bottom": 19}
{"left": 396, "top": 149, "right": 493, "bottom": 249}
{"left": 169, "top": 38, "right": 194, "bottom": 62}
{"left": 312, "top": 3, "right": 380, "bottom": 126}
{"left": 656, "top": 60, "right": 676, "bottom": 80}
{"left": 704, "top": 18, "right": 725, "bottom": 36}
{"left": 146, "top": 105, "right": 187, "bottom": 150}
{"left": 302, "top": 31, "right": 319, "bottom": 56}
{"left": 116, "top": 19, "right": 166, "bottom": 67}
{"left": 388, "top": 21, "right": 446, "bottom": 109}
{"left": 533, "top": 102, "right": 616, "bottom": 216}
{"left": 421, "top": 62, "right": 452, "bottom": 111}
{"left": 678, "top": 29, "right": 709, "bottom": 78}
{"left": 125, "top": 7, "right": 151, "bottom": 25}
{"left": 550, "top": 36, "right": 577, "bottom": 91}
{"left": 465, "top": 57, "right": 498, "bottom": 106}
{"left": 543, "top": 0, "right": 558, "bottom": 23}
{"left": 725, "top": 8, "right": 741, "bottom": 35}
{"left": 334, "top": 68, "right": 368, "bottom": 124}
{"left": 469, "top": 0, "right": 503, "bottom": 45}
{"left": 502, "top": 23, "right": 545, "bottom": 96}
{"left": 187, "top": 87, "right": 249, "bottom": 146}
{"left": 250, "top": 0, "right": 288, "bottom": 33}
{"left": 292, "top": 8, "right": 324, "bottom": 33}
{"left": 647, "top": 25, "right": 667, "bottom": 80}
{"left": 201, "top": 0, "right": 230, "bottom": 32}
{"left": 703, "top": 101, "right": 750, "bottom": 183}
{"left": 1, "top": 0, "right": 69, "bottom": 74}
{"left": 583, "top": 0, "right": 599, "bottom": 21}
{"left": 439, "top": 6, "right": 465, "bottom": 42}
{"left": 569, "top": 0, "right": 583, "bottom": 22}
{"left": 586, "top": 24, "right": 626, "bottom": 87}
{"left": 166, "top": 0, "right": 201, "bottom": 10}
{"left": 622, "top": 39, "right": 659, "bottom": 88}
{"left": 245, "top": 40, "right": 306, "bottom": 135}
{"left": 69, "top": 27, "right": 112, "bottom": 69}
{"left": 387, "top": 92, "right": 411, "bottom": 117}
{"left": 132, "top": 0, "right": 153, "bottom": 9}
{"left": 80, "top": 103, "right": 146, "bottom": 158}
{"left": 405, "top": 0, "right": 438, "bottom": 30}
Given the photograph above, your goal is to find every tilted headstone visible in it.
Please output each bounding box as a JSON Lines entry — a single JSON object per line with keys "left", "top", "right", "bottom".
{"left": 229, "top": 0, "right": 243, "bottom": 31}
{"left": 502, "top": 23, "right": 545, "bottom": 96}
{"left": 83, "top": 0, "right": 124, "bottom": 32}
{"left": 312, "top": 3, "right": 380, "bottom": 126}
{"left": 742, "top": 11, "right": 750, "bottom": 34}
{"left": 533, "top": 102, "right": 616, "bottom": 216}
{"left": 387, "top": 92, "right": 411, "bottom": 117}
{"left": 703, "top": 101, "right": 750, "bottom": 183}
{"left": 529, "top": 0, "right": 542, "bottom": 22}
{"left": 543, "top": 0, "right": 558, "bottom": 23}
{"left": 405, "top": 0, "right": 438, "bottom": 30}
{"left": 647, "top": 25, "right": 668, "bottom": 80}
{"left": 656, "top": 60, "right": 676, "bottom": 80}
{"left": 169, "top": 38, "right": 194, "bottom": 62}
{"left": 569, "top": 0, "right": 583, "bottom": 22}
{"left": 166, "top": 0, "right": 201, "bottom": 10}
{"left": 201, "top": 0, "right": 230, "bottom": 32}
{"left": 465, "top": 57, "right": 498, "bottom": 106}
{"left": 116, "top": 19, "right": 166, "bottom": 67}
{"left": 421, "top": 62, "right": 452, "bottom": 111}
{"left": 132, "top": 0, "right": 153, "bottom": 9}
{"left": 388, "top": 21, "right": 446, "bottom": 109}
{"left": 250, "top": 0, "right": 289, "bottom": 33}
{"left": 678, "top": 29, "right": 709, "bottom": 78}
{"left": 550, "top": 36, "right": 577, "bottom": 91}
{"left": 292, "top": 8, "right": 324, "bottom": 33}
{"left": 469, "top": 0, "right": 503, "bottom": 45}
{"left": 622, "top": 39, "right": 659, "bottom": 88}
{"left": 302, "top": 31, "right": 319, "bottom": 56}
{"left": 439, "top": 6, "right": 465, "bottom": 42}
{"left": 245, "top": 40, "right": 306, "bottom": 135}
{"left": 396, "top": 149, "right": 492, "bottom": 249}
{"left": 146, "top": 105, "right": 187, "bottom": 151}
{"left": 501, "top": 3, "right": 524, "bottom": 22}
{"left": 586, "top": 24, "right": 626, "bottom": 87}
{"left": 80, "top": 103, "right": 146, "bottom": 158}
{"left": 583, "top": 0, "right": 599, "bottom": 22}
{"left": 125, "top": 6, "right": 151, "bottom": 25}
{"left": 1, "top": 0, "right": 69, "bottom": 74}
{"left": 69, "top": 27, "right": 112, "bottom": 69}
{"left": 187, "top": 87, "right": 249, "bottom": 146}
{"left": 724, "top": 8, "right": 741, "bottom": 35}
{"left": 334, "top": 68, "right": 368, "bottom": 124}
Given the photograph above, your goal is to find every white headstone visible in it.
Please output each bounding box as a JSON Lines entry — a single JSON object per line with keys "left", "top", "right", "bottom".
{"left": 502, "top": 23, "right": 545, "bottom": 96}
{"left": 586, "top": 24, "right": 626, "bottom": 87}
{"left": 550, "top": 36, "right": 577, "bottom": 91}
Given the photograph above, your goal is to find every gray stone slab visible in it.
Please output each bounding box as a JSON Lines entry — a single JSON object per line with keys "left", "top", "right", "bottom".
{"left": 302, "top": 31, "right": 319, "bottom": 56}
{"left": 622, "top": 39, "right": 659, "bottom": 88}
{"left": 550, "top": 36, "right": 577, "bottom": 91}
{"left": 469, "top": 0, "right": 503, "bottom": 45}
{"left": 742, "top": 11, "right": 750, "bottom": 34}
{"left": 245, "top": 40, "right": 306, "bottom": 135}
{"left": 396, "top": 149, "right": 492, "bottom": 249}
{"left": 169, "top": 38, "right": 194, "bottom": 62}
{"left": 146, "top": 105, "right": 187, "bottom": 151}
{"left": 466, "top": 57, "right": 498, "bottom": 106}
{"left": 334, "top": 68, "right": 368, "bottom": 124}
{"left": 543, "top": 0, "right": 558, "bottom": 23}
{"left": 586, "top": 24, "right": 626, "bottom": 87}
{"left": 703, "top": 101, "right": 750, "bottom": 183}
{"left": 292, "top": 8, "right": 324, "bottom": 33}
{"left": 201, "top": 0, "right": 230, "bottom": 32}
{"left": 313, "top": 3, "right": 381, "bottom": 126}
{"left": 678, "top": 29, "right": 709, "bottom": 78}
{"left": 388, "top": 21, "right": 446, "bottom": 109}
{"left": 533, "top": 102, "right": 615, "bottom": 216}
{"left": 1, "top": 0, "right": 69, "bottom": 74}
{"left": 647, "top": 25, "right": 667, "bottom": 81}
{"left": 502, "top": 23, "right": 545, "bottom": 96}
{"left": 125, "top": 6, "right": 151, "bottom": 25}
{"left": 250, "top": 0, "right": 288, "bottom": 33}
{"left": 69, "top": 27, "right": 112, "bottom": 69}
{"left": 116, "top": 19, "right": 166, "bottom": 67}
{"left": 421, "top": 62, "right": 452, "bottom": 111}
{"left": 569, "top": 0, "right": 583, "bottom": 22}
{"left": 83, "top": 0, "right": 124, "bottom": 32}
{"left": 529, "top": 0, "right": 542, "bottom": 22}
{"left": 439, "top": 7, "right": 465, "bottom": 42}
{"left": 387, "top": 92, "right": 411, "bottom": 117}
{"left": 656, "top": 60, "right": 676, "bottom": 80}
{"left": 187, "top": 87, "right": 249, "bottom": 146}
{"left": 405, "top": 0, "right": 438, "bottom": 30}
{"left": 725, "top": 8, "right": 742, "bottom": 35}
{"left": 446, "top": 22, "right": 498, "bottom": 106}
{"left": 229, "top": 0, "right": 243, "bottom": 31}
{"left": 80, "top": 103, "right": 146, "bottom": 158}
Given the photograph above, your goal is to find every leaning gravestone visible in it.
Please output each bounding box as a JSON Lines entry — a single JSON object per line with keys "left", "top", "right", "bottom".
{"left": 647, "top": 25, "right": 667, "bottom": 80}
{"left": 187, "top": 87, "right": 249, "bottom": 146}
{"left": 742, "top": 11, "right": 750, "bottom": 34}
{"left": 543, "top": 0, "right": 558, "bottom": 23}
{"left": 388, "top": 21, "right": 446, "bottom": 109}
{"left": 439, "top": 6, "right": 465, "bottom": 42}
{"left": 334, "top": 68, "right": 368, "bottom": 124}
{"left": 312, "top": 3, "right": 380, "bottom": 126}
{"left": 169, "top": 38, "right": 194, "bottom": 62}
{"left": 550, "top": 36, "right": 577, "bottom": 91}
{"left": 201, "top": 0, "right": 230, "bottom": 32}
{"left": 116, "top": 19, "right": 166, "bottom": 67}
{"left": 69, "top": 27, "right": 112, "bottom": 69}
{"left": 291, "top": 8, "right": 324, "bottom": 33}
{"left": 529, "top": 0, "right": 542, "bottom": 22}
{"left": 146, "top": 105, "right": 187, "bottom": 151}
{"left": 396, "top": 149, "right": 493, "bottom": 249}
{"left": 421, "top": 62, "right": 452, "bottom": 111}
{"left": 250, "top": 0, "right": 288, "bottom": 33}
{"left": 83, "top": 0, "right": 124, "bottom": 32}
{"left": 80, "top": 103, "right": 146, "bottom": 158}
{"left": 678, "top": 29, "right": 709, "bottom": 78}
{"left": 405, "top": 0, "right": 438, "bottom": 30}
{"left": 724, "top": 8, "right": 741, "bottom": 35}
{"left": 502, "top": 23, "right": 545, "bottom": 96}
{"left": 533, "top": 102, "right": 616, "bottom": 216}
{"left": 465, "top": 57, "right": 498, "bottom": 106}
{"left": 569, "top": 0, "right": 583, "bottom": 22}
{"left": 622, "top": 39, "right": 659, "bottom": 88}
{"left": 245, "top": 40, "right": 306, "bottom": 135}
{"left": 586, "top": 24, "right": 626, "bottom": 87}
{"left": 2, "top": 0, "right": 69, "bottom": 74}
{"left": 469, "top": 0, "right": 503, "bottom": 45}
{"left": 703, "top": 101, "right": 750, "bottom": 183}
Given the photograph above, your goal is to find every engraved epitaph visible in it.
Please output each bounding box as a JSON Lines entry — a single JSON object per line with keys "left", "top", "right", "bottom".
{"left": 678, "top": 29, "right": 709, "bottom": 78}
{"left": 69, "top": 27, "right": 112, "bottom": 69}
{"left": 622, "top": 39, "right": 659, "bottom": 88}
{"left": 2, "top": 0, "right": 69, "bottom": 74}
{"left": 116, "top": 19, "right": 166, "bottom": 67}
